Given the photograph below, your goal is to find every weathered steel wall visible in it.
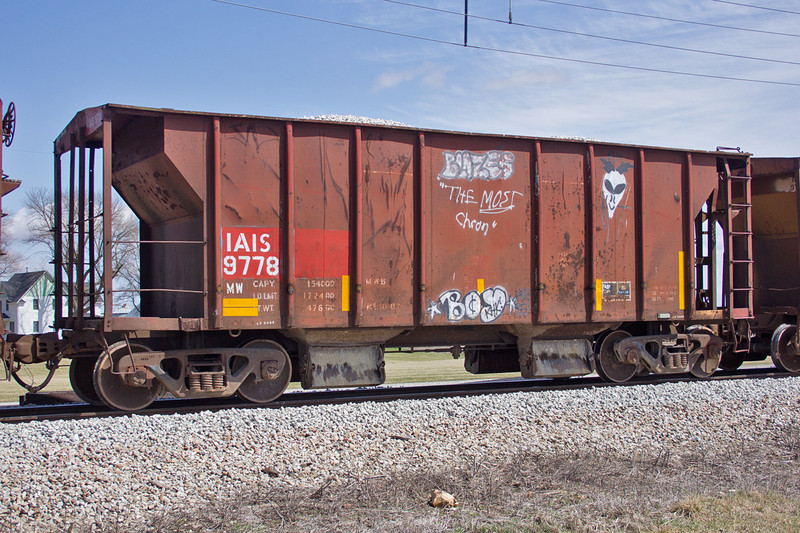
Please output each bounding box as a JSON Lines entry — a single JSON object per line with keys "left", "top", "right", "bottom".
{"left": 423, "top": 133, "right": 532, "bottom": 327}
{"left": 53, "top": 105, "right": 738, "bottom": 335}
{"left": 751, "top": 157, "right": 800, "bottom": 311}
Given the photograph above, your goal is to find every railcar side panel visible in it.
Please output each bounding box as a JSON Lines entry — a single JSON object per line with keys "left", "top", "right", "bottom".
{"left": 640, "top": 151, "right": 686, "bottom": 320}
{"left": 592, "top": 146, "right": 638, "bottom": 321}
{"left": 359, "top": 129, "right": 416, "bottom": 326}
{"left": 219, "top": 118, "right": 283, "bottom": 328}
{"left": 537, "top": 142, "right": 586, "bottom": 323}
{"left": 423, "top": 133, "right": 532, "bottom": 326}
{"left": 292, "top": 123, "right": 352, "bottom": 328}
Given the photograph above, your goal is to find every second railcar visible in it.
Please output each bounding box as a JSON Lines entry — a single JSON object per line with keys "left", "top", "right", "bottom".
{"left": 720, "top": 157, "right": 800, "bottom": 373}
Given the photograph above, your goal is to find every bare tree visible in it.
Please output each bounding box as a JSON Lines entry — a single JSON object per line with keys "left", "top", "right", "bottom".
{"left": 23, "top": 187, "right": 140, "bottom": 314}
{"left": 0, "top": 221, "right": 23, "bottom": 278}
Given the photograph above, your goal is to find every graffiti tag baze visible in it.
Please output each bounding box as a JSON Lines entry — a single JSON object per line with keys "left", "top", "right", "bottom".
{"left": 438, "top": 150, "right": 515, "bottom": 181}
{"left": 428, "top": 286, "right": 511, "bottom": 323}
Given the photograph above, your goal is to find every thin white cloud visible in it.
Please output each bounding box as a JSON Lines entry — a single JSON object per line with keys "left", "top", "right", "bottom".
{"left": 4, "top": 207, "right": 33, "bottom": 242}
{"left": 373, "top": 62, "right": 452, "bottom": 91}
{"left": 484, "top": 68, "right": 570, "bottom": 90}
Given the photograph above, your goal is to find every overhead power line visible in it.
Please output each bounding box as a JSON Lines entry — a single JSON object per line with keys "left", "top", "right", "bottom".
{"left": 712, "top": 0, "right": 800, "bottom": 16}
{"left": 532, "top": 0, "right": 800, "bottom": 38}
{"left": 384, "top": 0, "right": 800, "bottom": 66}
{"left": 209, "top": 0, "right": 800, "bottom": 87}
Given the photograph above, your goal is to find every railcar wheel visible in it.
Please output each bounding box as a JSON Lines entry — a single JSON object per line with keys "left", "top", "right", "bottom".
{"left": 236, "top": 339, "right": 292, "bottom": 403}
{"left": 719, "top": 349, "right": 745, "bottom": 371}
{"left": 595, "top": 330, "right": 637, "bottom": 383}
{"left": 93, "top": 341, "right": 165, "bottom": 411}
{"left": 771, "top": 324, "right": 800, "bottom": 373}
{"left": 688, "top": 327, "right": 722, "bottom": 378}
{"left": 69, "top": 357, "right": 102, "bottom": 405}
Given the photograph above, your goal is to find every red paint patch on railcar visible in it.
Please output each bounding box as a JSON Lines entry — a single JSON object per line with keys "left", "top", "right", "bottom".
{"left": 294, "top": 228, "right": 349, "bottom": 278}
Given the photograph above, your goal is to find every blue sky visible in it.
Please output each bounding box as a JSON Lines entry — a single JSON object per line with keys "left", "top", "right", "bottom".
{"left": 2, "top": 0, "right": 799, "bottom": 222}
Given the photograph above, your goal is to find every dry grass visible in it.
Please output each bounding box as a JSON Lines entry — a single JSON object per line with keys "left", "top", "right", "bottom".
{"left": 121, "top": 425, "right": 800, "bottom": 533}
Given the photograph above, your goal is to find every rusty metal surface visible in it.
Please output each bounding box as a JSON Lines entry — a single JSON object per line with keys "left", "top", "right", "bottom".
{"left": 300, "top": 344, "right": 385, "bottom": 389}
{"left": 50, "top": 104, "right": 745, "bottom": 338}
{"left": 360, "top": 129, "right": 416, "bottom": 326}
{"left": 7, "top": 333, "right": 64, "bottom": 364}
{"left": 592, "top": 146, "right": 637, "bottom": 322}
{"left": 751, "top": 158, "right": 800, "bottom": 312}
{"left": 218, "top": 117, "right": 283, "bottom": 329}
{"left": 519, "top": 339, "right": 593, "bottom": 378}
{"left": 640, "top": 152, "right": 685, "bottom": 319}
{"left": 291, "top": 123, "right": 351, "bottom": 328}
{"left": 538, "top": 142, "right": 586, "bottom": 322}
{"left": 424, "top": 133, "right": 532, "bottom": 327}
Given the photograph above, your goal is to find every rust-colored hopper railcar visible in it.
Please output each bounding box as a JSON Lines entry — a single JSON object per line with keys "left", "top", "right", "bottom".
{"left": 18, "top": 105, "right": 751, "bottom": 410}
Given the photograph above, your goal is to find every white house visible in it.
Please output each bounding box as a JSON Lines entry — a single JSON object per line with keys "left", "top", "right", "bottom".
{"left": 0, "top": 271, "right": 57, "bottom": 334}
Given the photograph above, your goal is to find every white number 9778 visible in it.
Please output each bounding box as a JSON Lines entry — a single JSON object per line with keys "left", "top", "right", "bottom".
{"left": 223, "top": 255, "right": 280, "bottom": 277}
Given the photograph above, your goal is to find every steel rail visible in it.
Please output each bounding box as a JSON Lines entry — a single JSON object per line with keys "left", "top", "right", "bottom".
{"left": 0, "top": 367, "right": 793, "bottom": 424}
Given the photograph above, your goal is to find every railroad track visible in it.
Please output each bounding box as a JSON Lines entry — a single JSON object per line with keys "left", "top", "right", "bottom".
{"left": 0, "top": 367, "right": 793, "bottom": 424}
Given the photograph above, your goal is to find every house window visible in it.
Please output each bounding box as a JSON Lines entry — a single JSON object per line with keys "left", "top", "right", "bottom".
{"left": 4, "top": 301, "right": 7, "bottom": 311}
{"left": 33, "top": 321, "right": 40, "bottom": 333}
{"left": 33, "top": 299, "right": 39, "bottom": 311}
{"left": 9, "top": 322, "right": 14, "bottom": 332}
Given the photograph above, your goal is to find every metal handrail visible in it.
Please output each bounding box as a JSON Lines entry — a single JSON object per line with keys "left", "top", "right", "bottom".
{"left": 109, "top": 288, "right": 207, "bottom": 295}
{"left": 113, "top": 240, "right": 205, "bottom": 245}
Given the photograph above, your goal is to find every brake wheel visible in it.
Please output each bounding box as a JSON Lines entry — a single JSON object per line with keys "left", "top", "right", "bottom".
{"left": 2, "top": 102, "right": 15, "bottom": 147}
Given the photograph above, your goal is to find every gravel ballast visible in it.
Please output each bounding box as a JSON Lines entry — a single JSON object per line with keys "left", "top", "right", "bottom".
{"left": 1, "top": 377, "right": 798, "bottom": 531}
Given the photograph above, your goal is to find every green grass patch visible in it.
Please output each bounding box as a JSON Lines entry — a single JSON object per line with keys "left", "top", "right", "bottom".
{"left": 0, "top": 363, "right": 71, "bottom": 403}
{"left": 660, "top": 490, "right": 800, "bottom": 532}
{"left": 384, "top": 350, "right": 517, "bottom": 384}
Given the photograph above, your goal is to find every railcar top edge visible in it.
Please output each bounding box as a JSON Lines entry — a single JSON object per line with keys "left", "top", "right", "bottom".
{"left": 54, "top": 104, "right": 750, "bottom": 157}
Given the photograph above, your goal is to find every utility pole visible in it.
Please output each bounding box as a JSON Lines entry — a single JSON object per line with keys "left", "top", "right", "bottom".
{"left": 464, "top": 0, "right": 468, "bottom": 46}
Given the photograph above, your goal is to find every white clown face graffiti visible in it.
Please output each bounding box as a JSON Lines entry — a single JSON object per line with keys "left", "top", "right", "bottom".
{"left": 601, "top": 158, "right": 633, "bottom": 219}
